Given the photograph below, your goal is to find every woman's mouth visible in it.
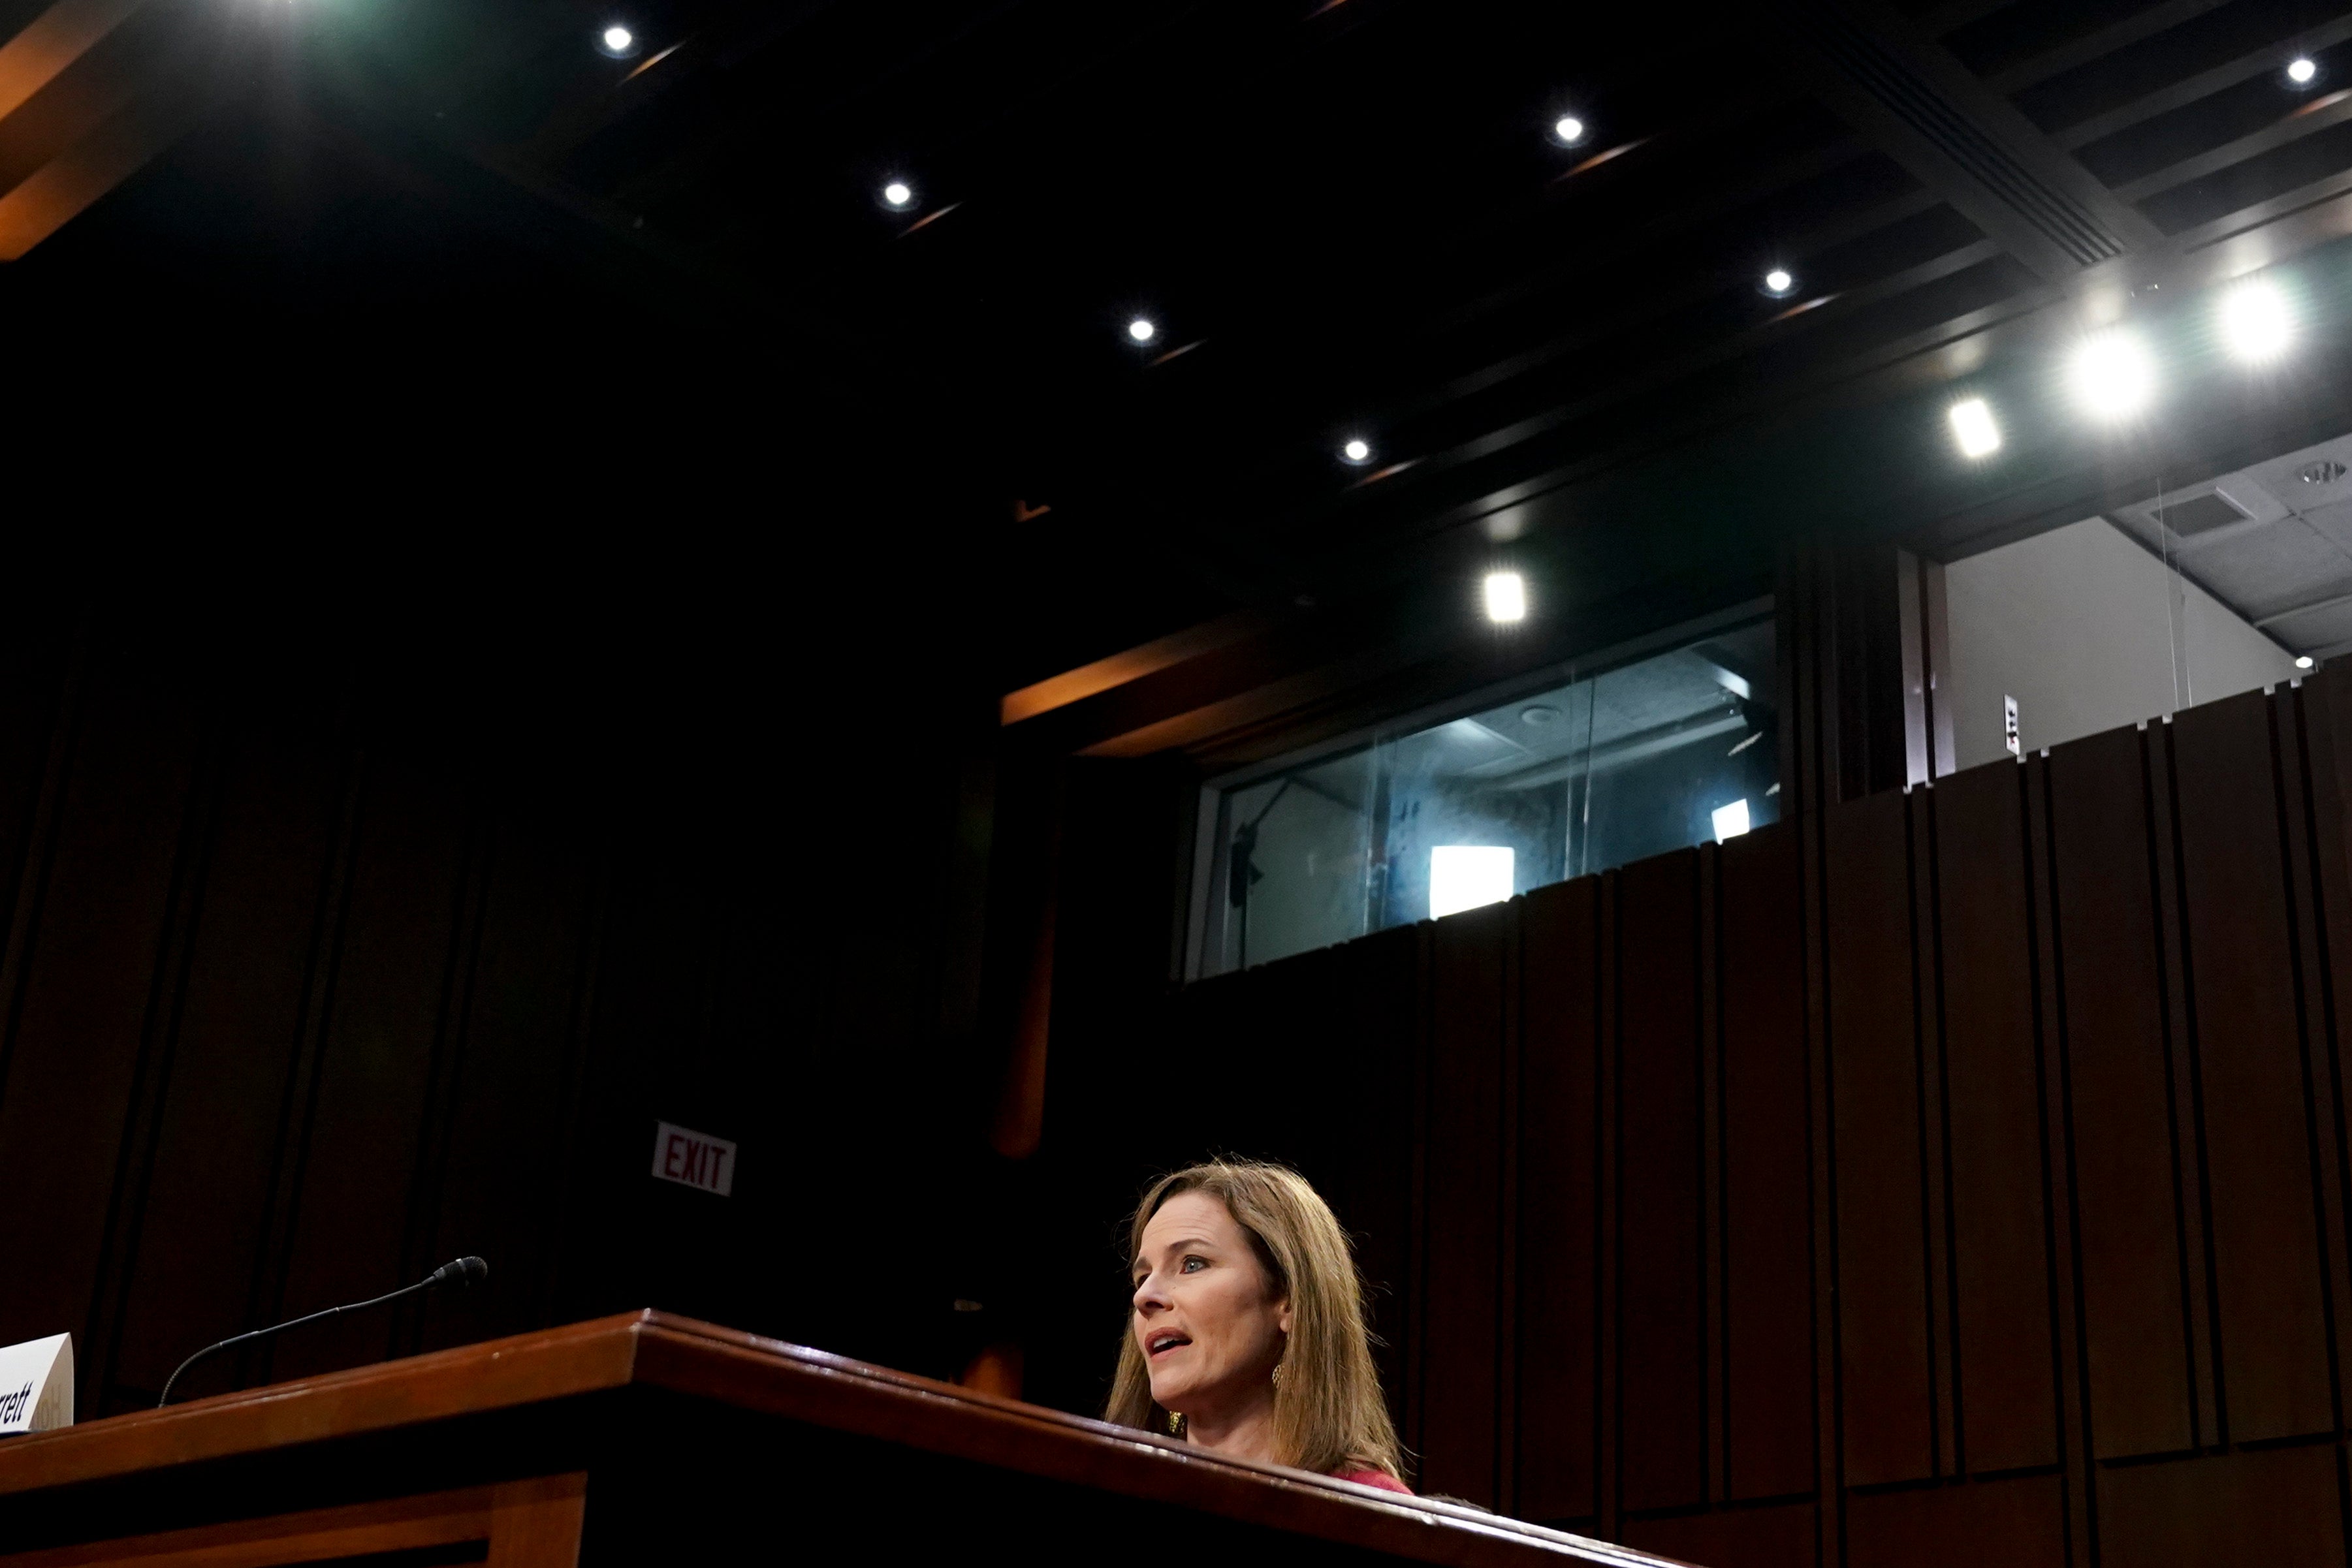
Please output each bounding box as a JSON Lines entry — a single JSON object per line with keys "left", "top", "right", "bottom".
{"left": 1147, "top": 1331, "right": 1192, "bottom": 1357}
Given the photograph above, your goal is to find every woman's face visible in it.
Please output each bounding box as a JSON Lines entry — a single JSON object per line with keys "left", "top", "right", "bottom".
{"left": 1131, "top": 1190, "right": 1292, "bottom": 1417}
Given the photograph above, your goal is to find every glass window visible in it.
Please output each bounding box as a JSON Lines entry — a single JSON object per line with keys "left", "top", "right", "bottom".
{"left": 1195, "top": 609, "right": 1777, "bottom": 976}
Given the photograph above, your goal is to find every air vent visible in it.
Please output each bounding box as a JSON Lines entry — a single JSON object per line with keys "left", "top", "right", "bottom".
{"left": 1807, "top": 12, "right": 2129, "bottom": 268}
{"left": 2156, "top": 492, "right": 2248, "bottom": 537}
{"left": 2300, "top": 460, "right": 2347, "bottom": 486}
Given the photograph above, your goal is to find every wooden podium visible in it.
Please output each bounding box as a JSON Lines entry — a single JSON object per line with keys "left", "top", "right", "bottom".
{"left": 0, "top": 1311, "right": 1687, "bottom": 1567}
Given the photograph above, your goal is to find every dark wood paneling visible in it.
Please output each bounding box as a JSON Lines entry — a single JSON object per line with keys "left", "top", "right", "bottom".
{"left": 1416, "top": 900, "right": 1512, "bottom": 1506}
{"left": 2044, "top": 725, "right": 2201, "bottom": 1460}
{"left": 2098, "top": 1446, "right": 2347, "bottom": 1568}
{"left": 2168, "top": 695, "right": 2336, "bottom": 1444}
{"left": 1516, "top": 877, "right": 1600, "bottom": 1526}
{"left": 412, "top": 818, "right": 598, "bottom": 1352}
{"left": 1844, "top": 1476, "right": 2065, "bottom": 1568}
{"left": 1927, "top": 764, "right": 2058, "bottom": 1474}
{"left": 1617, "top": 851, "right": 1707, "bottom": 1514}
{"left": 1335, "top": 922, "right": 1425, "bottom": 1439}
{"left": 1716, "top": 825, "right": 1815, "bottom": 1503}
{"left": 264, "top": 759, "right": 473, "bottom": 1385}
{"left": 1625, "top": 1502, "right": 1816, "bottom": 1568}
{"left": 1824, "top": 789, "right": 1935, "bottom": 1486}
{"left": 0, "top": 674, "right": 197, "bottom": 1364}
{"left": 101, "top": 728, "right": 347, "bottom": 1404}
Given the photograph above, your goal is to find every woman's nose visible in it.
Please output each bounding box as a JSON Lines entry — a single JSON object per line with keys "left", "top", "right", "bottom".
{"left": 1133, "top": 1272, "right": 1169, "bottom": 1313}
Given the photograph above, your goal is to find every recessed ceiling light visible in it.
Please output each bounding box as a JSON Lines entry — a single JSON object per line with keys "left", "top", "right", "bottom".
{"left": 2219, "top": 278, "right": 2293, "bottom": 361}
{"left": 1484, "top": 571, "right": 1527, "bottom": 624}
{"left": 881, "top": 180, "right": 915, "bottom": 210}
{"left": 1128, "top": 317, "right": 1157, "bottom": 343}
{"left": 2298, "top": 655, "right": 2317, "bottom": 669}
{"left": 597, "top": 23, "right": 638, "bottom": 56}
{"left": 1762, "top": 267, "right": 1795, "bottom": 296}
{"left": 2067, "top": 329, "right": 2157, "bottom": 421}
{"left": 1948, "top": 398, "right": 2000, "bottom": 458}
{"left": 1552, "top": 114, "right": 1587, "bottom": 146}
{"left": 2289, "top": 55, "right": 2319, "bottom": 85}
{"left": 1341, "top": 437, "right": 1372, "bottom": 465}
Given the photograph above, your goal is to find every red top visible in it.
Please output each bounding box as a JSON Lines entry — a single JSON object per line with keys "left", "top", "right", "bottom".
{"left": 1334, "top": 1467, "right": 1412, "bottom": 1494}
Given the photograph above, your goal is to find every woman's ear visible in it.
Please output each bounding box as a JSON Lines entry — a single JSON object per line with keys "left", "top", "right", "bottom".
{"left": 1276, "top": 1297, "right": 1294, "bottom": 1336}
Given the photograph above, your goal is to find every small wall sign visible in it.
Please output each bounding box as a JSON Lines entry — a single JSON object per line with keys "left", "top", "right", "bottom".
{"left": 651, "top": 1121, "right": 736, "bottom": 1197}
{"left": 0, "top": 1333, "right": 72, "bottom": 1435}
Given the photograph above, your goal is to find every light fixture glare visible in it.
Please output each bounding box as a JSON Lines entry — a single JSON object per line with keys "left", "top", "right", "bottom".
{"left": 2290, "top": 55, "right": 2319, "bottom": 84}
{"left": 1483, "top": 570, "right": 1527, "bottom": 625}
{"left": 1553, "top": 114, "right": 1586, "bottom": 145}
{"left": 1948, "top": 398, "right": 2001, "bottom": 458}
{"left": 1128, "top": 317, "right": 1157, "bottom": 343}
{"left": 1429, "top": 846, "right": 1514, "bottom": 919}
{"left": 881, "top": 180, "right": 914, "bottom": 209}
{"left": 2221, "top": 279, "right": 2293, "bottom": 362}
{"left": 2298, "top": 655, "right": 2317, "bottom": 669}
{"left": 1763, "top": 267, "right": 1794, "bottom": 296}
{"left": 1711, "top": 799, "right": 1752, "bottom": 841}
{"left": 1341, "top": 437, "right": 1372, "bottom": 464}
{"left": 597, "top": 22, "right": 637, "bottom": 55}
{"left": 2067, "top": 329, "right": 2157, "bottom": 421}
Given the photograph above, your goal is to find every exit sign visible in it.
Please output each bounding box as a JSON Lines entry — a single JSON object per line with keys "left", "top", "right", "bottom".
{"left": 651, "top": 1121, "right": 736, "bottom": 1197}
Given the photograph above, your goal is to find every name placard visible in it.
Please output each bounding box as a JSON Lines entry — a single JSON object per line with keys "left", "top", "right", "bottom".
{"left": 651, "top": 1121, "right": 736, "bottom": 1197}
{"left": 0, "top": 1334, "right": 72, "bottom": 1436}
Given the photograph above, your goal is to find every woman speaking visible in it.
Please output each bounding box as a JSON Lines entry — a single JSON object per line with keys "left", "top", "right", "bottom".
{"left": 1108, "top": 1159, "right": 1410, "bottom": 1494}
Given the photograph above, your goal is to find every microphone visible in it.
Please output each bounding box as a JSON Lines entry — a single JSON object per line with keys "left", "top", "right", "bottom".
{"left": 157, "top": 1256, "right": 488, "bottom": 1408}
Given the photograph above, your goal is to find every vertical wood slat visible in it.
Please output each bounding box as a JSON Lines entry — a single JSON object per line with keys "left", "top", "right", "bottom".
{"left": 2270, "top": 685, "right": 2352, "bottom": 1442}
{"left": 1717, "top": 824, "right": 1814, "bottom": 1503}
{"left": 0, "top": 672, "right": 198, "bottom": 1379}
{"left": 2022, "top": 750, "right": 2094, "bottom": 1568}
{"left": 1928, "top": 764, "right": 2059, "bottom": 1473}
{"left": 1617, "top": 850, "right": 1706, "bottom": 1514}
{"left": 98, "top": 727, "right": 348, "bottom": 1404}
{"left": 2289, "top": 678, "right": 2352, "bottom": 1437}
{"left": 1516, "top": 877, "right": 1601, "bottom": 1526}
{"left": 1824, "top": 789, "right": 1936, "bottom": 1487}
{"left": 1416, "top": 898, "right": 1512, "bottom": 1506}
{"left": 2044, "top": 725, "right": 2201, "bottom": 1460}
{"left": 2169, "top": 693, "right": 2336, "bottom": 1443}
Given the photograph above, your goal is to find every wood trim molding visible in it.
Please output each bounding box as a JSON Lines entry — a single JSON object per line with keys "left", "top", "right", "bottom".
{"left": 0, "top": 1473, "right": 586, "bottom": 1568}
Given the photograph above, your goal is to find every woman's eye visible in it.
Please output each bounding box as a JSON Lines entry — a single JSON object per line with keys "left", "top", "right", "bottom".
{"left": 1181, "top": 1257, "right": 1206, "bottom": 1272}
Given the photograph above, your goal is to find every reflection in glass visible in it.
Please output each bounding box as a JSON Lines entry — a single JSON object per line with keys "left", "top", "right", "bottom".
{"left": 1200, "top": 612, "right": 1777, "bottom": 976}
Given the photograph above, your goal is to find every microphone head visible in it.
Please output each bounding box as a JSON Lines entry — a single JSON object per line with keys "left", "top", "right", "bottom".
{"left": 432, "top": 1256, "right": 489, "bottom": 1289}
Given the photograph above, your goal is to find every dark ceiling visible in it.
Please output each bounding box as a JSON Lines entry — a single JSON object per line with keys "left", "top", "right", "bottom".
{"left": 16, "top": 0, "right": 2352, "bottom": 751}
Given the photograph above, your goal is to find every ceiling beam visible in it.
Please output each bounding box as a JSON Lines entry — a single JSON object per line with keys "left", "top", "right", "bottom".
{"left": 1788, "top": 0, "right": 2163, "bottom": 281}
{"left": 0, "top": 0, "right": 231, "bottom": 260}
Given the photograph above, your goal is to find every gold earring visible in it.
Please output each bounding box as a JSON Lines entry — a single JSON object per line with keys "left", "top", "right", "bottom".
{"left": 1166, "top": 1409, "right": 1182, "bottom": 1434}
{"left": 1271, "top": 1362, "right": 1285, "bottom": 1390}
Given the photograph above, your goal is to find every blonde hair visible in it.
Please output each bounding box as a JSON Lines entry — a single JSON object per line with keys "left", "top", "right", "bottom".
{"left": 1105, "top": 1158, "right": 1404, "bottom": 1481}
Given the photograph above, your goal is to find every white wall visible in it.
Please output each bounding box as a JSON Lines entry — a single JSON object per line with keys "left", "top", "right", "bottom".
{"left": 1943, "top": 517, "right": 2301, "bottom": 770}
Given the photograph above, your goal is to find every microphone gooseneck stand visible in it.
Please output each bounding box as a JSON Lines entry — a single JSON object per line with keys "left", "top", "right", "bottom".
{"left": 157, "top": 1255, "right": 488, "bottom": 1409}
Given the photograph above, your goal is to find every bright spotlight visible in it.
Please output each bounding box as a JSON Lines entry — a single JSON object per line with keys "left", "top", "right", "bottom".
{"left": 1711, "top": 799, "right": 1751, "bottom": 841}
{"left": 1553, "top": 115, "right": 1586, "bottom": 146}
{"left": 1127, "top": 317, "right": 1157, "bottom": 343}
{"left": 2289, "top": 56, "right": 2319, "bottom": 85}
{"left": 2067, "top": 329, "right": 2157, "bottom": 421}
{"left": 1763, "top": 267, "right": 1794, "bottom": 296}
{"left": 1948, "top": 398, "right": 2001, "bottom": 458}
{"left": 1341, "top": 437, "right": 1372, "bottom": 465}
{"left": 597, "top": 22, "right": 639, "bottom": 55}
{"left": 881, "top": 180, "right": 914, "bottom": 209}
{"left": 2298, "top": 655, "right": 2317, "bottom": 669}
{"left": 2220, "top": 279, "right": 2293, "bottom": 362}
{"left": 1483, "top": 570, "right": 1527, "bottom": 624}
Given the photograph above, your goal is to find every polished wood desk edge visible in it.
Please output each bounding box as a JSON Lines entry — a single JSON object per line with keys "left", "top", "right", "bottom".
{"left": 0, "top": 1312, "right": 1683, "bottom": 1568}
{"left": 0, "top": 1312, "right": 646, "bottom": 1497}
{"left": 628, "top": 1317, "right": 1683, "bottom": 1568}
